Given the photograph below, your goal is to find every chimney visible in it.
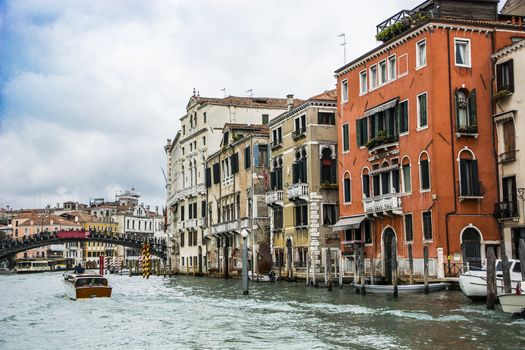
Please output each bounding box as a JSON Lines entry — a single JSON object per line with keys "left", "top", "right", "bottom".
{"left": 155, "top": 206, "right": 159, "bottom": 214}
{"left": 286, "top": 94, "right": 294, "bottom": 111}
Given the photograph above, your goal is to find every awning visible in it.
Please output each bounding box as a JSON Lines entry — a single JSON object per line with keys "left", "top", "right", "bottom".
{"left": 332, "top": 216, "right": 366, "bottom": 232}
{"left": 363, "top": 98, "right": 399, "bottom": 117}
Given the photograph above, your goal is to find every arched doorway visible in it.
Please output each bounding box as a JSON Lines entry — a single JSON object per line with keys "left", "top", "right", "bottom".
{"left": 462, "top": 228, "right": 481, "bottom": 269}
{"left": 383, "top": 228, "right": 396, "bottom": 283}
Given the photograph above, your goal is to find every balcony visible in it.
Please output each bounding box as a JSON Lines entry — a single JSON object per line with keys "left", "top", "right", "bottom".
{"left": 367, "top": 134, "right": 399, "bottom": 153}
{"left": 292, "top": 127, "right": 306, "bottom": 140}
{"left": 287, "top": 183, "right": 309, "bottom": 201}
{"left": 266, "top": 190, "right": 284, "bottom": 207}
{"left": 185, "top": 184, "right": 206, "bottom": 198}
{"left": 456, "top": 125, "right": 479, "bottom": 138}
{"left": 210, "top": 218, "right": 250, "bottom": 236}
{"left": 494, "top": 201, "right": 519, "bottom": 220}
{"left": 376, "top": 10, "right": 432, "bottom": 42}
{"left": 271, "top": 139, "right": 283, "bottom": 150}
{"left": 176, "top": 221, "right": 184, "bottom": 231}
{"left": 222, "top": 175, "right": 234, "bottom": 188}
{"left": 500, "top": 150, "right": 517, "bottom": 164}
{"left": 185, "top": 219, "right": 198, "bottom": 230}
{"left": 458, "top": 181, "right": 484, "bottom": 201}
{"left": 363, "top": 193, "right": 403, "bottom": 216}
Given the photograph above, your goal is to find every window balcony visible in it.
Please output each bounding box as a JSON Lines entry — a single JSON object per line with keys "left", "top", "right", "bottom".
{"left": 494, "top": 201, "right": 519, "bottom": 220}
{"left": 499, "top": 150, "right": 517, "bottom": 164}
{"left": 176, "top": 221, "right": 184, "bottom": 231}
{"left": 292, "top": 127, "right": 307, "bottom": 140}
{"left": 366, "top": 134, "right": 399, "bottom": 153}
{"left": 266, "top": 190, "right": 284, "bottom": 207}
{"left": 222, "top": 175, "right": 234, "bottom": 188}
{"left": 271, "top": 140, "right": 283, "bottom": 150}
{"left": 458, "top": 181, "right": 484, "bottom": 201}
{"left": 456, "top": 125, "right": 479, "bottom": 138}
{"left": 209, "top": 218, "right": 250, "bottom": 236}
{"left": 287, "top": 183, "right": 309, "bottom": 201}
{"left": 363, "top": 193, "right": 403, "bottom": 216}
{"left": 185, "top": 184, "right": 206, "bottom": 198}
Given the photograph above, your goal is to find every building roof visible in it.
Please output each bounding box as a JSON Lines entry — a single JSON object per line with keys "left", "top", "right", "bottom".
{"left": 501, "top": 0, "right": 525, "bottom": 16}
{"left": 16, "top": 213, "right": 81, "bottom": 227}
{"left": 187, "top": 95, "right": 304, "bottom": 111}
{"left": 309, "top": 89, "right": 337, "bottom": 101}
{"left": 223, "top": 123, "right": 270, "bottom": 134}
{"left": 492, "top": 37, "right": 525, "bottom": 59}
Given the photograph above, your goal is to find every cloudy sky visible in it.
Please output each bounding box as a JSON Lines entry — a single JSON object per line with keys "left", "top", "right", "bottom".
{"left": 0, "top": 0, "right": 427, "bottom": 210}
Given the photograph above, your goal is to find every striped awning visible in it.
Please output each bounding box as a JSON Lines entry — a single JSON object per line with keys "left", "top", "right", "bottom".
{"left": 332, "top": 216, "right": 366, "bottom": 232}
{"left": 363, "top": 98, "right": 399, "bottom": 117}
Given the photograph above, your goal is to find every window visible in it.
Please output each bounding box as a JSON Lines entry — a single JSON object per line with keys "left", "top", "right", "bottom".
{"left": 343, "top": 172, "right": 351, "bottom": 203}
{"left": 363, "top": 220, "right": 372, "bottom": 244}
{"left": 388, "top": 55, "right": 396, "bottom": 80}
{"left": 341, "top": 79, "right": 348, "bottom": 102}
{"left": 402, "top": 157, "right": 412, "bottom": 193}
{"left": 342, "top": 124, "right": 349, "bottom": 152}
{"left": 398, "top": 100, "right": 409, "bottom": 134}
{"left": 417, "top": 93, "right": 428, "bottom": 128}
{"left": 370, "top": 65, "right": 378, "bottom": 89}
{"left": 272, "top": 127, "right": 283, "bottom": 147}
{"left": 273, "top": 207, "right": 283, "bottom": 229}
{"left": 230, "top": 153, "right": 239, "bottom": 174}
{"left": 318, "top": 112, "right": 335, "bottom": 125}
{"left": 455, "top": 39, "right": 471, "bottom": 67}
{"left": 416, "top": 39, "right": 426, "bottom": 68}
{"left": 398, "top": 53, "right": 408, "bottom": 76}
{"left": 203, "top": 112, "right": 206, "bottom": 123}
{"left": 180, "top": 232, "right": 185, "bottom": 247}
{"left": 223, "top": 132, "right": 229, "bottom": 146}
{"left": 379, "top": 60, "right": 387, "bottom": 85}
{"left": 404, "top": 214, "right": 413, "bottom": 241}
{"left": 323, "top": 204, "right": 337, "bottom": 225}
{"left": 496, "top": 59, "right": 514, "bottom": 93}
{"left": 362, "top": 169, "right": 370, "bottom": 198}
{"left": 270, "top": 158, "right": 283, "bottom": 190}
{"left": 244, "top": 146, "right": 251, "bottom": 169}
{"left": 212, "top": 163, "right": 220, "bottom": 184}
{"left": 320, "top": 147, "right": 337, "bottom": 185}
{"left": 359, "top": 70, "right": 367, "bottom": 94}
{"left": 262, "top": 114, "right": 269, "bottom": 125}
{"left": 292, "top": 149, "right": 307, "bottom": 183}
{"left": 203, "top": 136, "right": 206, "bottom": 146}
{"left": 356, "top": 117, "right": 368, "bottom": 147}
{"left": 419, "top": 152, "right": 430, "bottom": 191}
{"left": 422, "top": 211, "right": 432, "bottom": 240}
{"left": 455, "top": 89, "right": 477, "bottom": 133}
{"left": 293, "top": 115, "right": 307, "bottom": 138}
{"left": 254, "top": 144, "right": 268, "bottom": 167}
{"left": 502, "top": 120, "right": 516, "bottom": 161}
{"left": 459, "top": 151, "right": 481, "bottom": 197}
{"left": 294, "top": 204, "right": 308, "bottom": 227}
{"left": 183, "top": 125, "right": 186, "bottom": 135}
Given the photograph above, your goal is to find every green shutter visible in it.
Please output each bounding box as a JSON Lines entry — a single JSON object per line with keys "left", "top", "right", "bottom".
{"left": 356, "top": 119, "right": 362, "bottom": 147}
{"left": 468, "top": 89, "right": 477, "bottom": 129}
{"left": 471, "top": 159, "right": 480, "bottom": 196}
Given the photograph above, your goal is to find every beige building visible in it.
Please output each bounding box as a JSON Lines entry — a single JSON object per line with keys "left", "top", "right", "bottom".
{"left": 492, "top": 39, "right": 525, "bottom": 259}
{"left": 165, "top": 92, "right": 297, "bottom": 274}
{"left": 266, "top": 90, "right": 339, "bottom": 281}
{"left": 205, "top": 124, "right": 271, "bottom": 277}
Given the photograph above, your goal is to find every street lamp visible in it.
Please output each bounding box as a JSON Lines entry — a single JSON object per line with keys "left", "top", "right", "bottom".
{"left": 241, "top": 227, "right": 249, "bottom": 295}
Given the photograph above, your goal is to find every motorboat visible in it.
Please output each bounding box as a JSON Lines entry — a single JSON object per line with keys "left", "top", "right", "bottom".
{"left": 498, "top": 293, "right": 525, "bottom": 313}
{"left": 248, "top": 271, "right": 277, "bottom": 282}
{"left": 353, "top": 282, "right": 448, "bottom": 294}
{"left": 458, "top": 259, "right": 522, "bottom": 301}
{"left": 63, "top": 273, "right": 112, "bottom": 300}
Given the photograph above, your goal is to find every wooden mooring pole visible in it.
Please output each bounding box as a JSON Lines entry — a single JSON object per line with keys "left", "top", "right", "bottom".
{"left": 501, "top": 243, "right": 512, "bottom": 294}
{"left": 486, "top": 247, "right": 496, "bottom": 310}
{"left": 408, "top": 243, "right": 414, "bottom": 285}
{"left": 306, "top": 253, "right": 310, "bottom": 286}
{"left": 360, "top": 244, "right": 366, "bottom": 295}
{"left": 519, "top": 239, "right": 525, "bottom": 282}
{"left": 392, "top": 236, "right": 398, "bottom": 298}
{"left": 327, "top": 248, "right": 333, "bottom": 291}
{"left": 423, "top": 246, "right": 429, "bottom": 294}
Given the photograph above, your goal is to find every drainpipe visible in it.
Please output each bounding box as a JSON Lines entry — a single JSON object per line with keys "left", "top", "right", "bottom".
{"left": 445, "top": 28, "right": 456, "bottom": 273}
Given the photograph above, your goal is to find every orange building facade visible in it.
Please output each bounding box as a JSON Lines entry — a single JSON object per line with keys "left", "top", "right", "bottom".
{"left": 334, "top": 7, "right": 525, "bottom": 280}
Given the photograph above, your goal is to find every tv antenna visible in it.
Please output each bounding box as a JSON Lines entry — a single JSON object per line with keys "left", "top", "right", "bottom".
{"left": 221, "top": 88, "right": 227, "bottom": 97}
{"left": 338, "top": 33, "right": 347, "bottom": 64}
{"left": 246, "top": 89, "right": 253, "bottom": 98}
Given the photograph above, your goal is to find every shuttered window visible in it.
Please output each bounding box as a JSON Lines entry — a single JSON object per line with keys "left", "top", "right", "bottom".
{"left": 212, "top": 163, "right": 220, "bottom": 184}
{"left": 398, "top": 100, "right": 408, "bottom": 134}
{"left": 459, "top": 159, "right": 481, "bottom": 197}
{"left": 244, "top": 146, "right": 251, "bottom": 169}
{"left": 230, "top": 153, "right": 239, "bottom": 174}
{"left": 496, "top": 59, "right": 514, "bottom": 93}
{"left": 205, "top": 167, "right": 212, "bottom": 188}
{"left": 342, "top": 124, "right": 349, "bottom": 152}
{"left": 422, "top": 211, "right": 432, "bottom": 240}
{"left": 404, "top": 214, "right": 413, "bottom": 241}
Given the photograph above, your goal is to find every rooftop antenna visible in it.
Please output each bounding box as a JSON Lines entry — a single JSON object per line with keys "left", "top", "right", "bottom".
{"left": 246, "top": 89, "right": 253, "bottom": 98}
{"left": 338, "top": 33, "right": 347, "bottom": 64}
{"left": 221, "top": 88, "right": 226, "bottom": 97}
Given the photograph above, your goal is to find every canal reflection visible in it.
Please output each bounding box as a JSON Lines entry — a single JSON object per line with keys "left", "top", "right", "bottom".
{"left": 1, "top": 273, "right": 524, "bottom": 349}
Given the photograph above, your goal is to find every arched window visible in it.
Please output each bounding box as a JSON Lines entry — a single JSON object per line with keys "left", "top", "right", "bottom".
{"left": 381, "top": 161, "right": 390, "bottom": 195}
{"left": 362, "top": 167, "right": 370, "bottom": 198}
{"left": 401, "top": 156, "right": 411, "bottom": 193}
{"left": 456, "top": 89, "right": 477, "bottom": 133}
{"left": 320, "top": 147, "right": 336, "bottom": 185}
{"left": 181, "top": 165, "right": 185, "bottom": 188}
{"left": 419, "top": 152, "right": 431, "bottom": 191}
{"left": 343, "top": 172, "right": 351, "bottom": 203}
{"left": 458, "top": 149, "right": 481, "bottom": 197}
{"left": 292, "top": 149, "right": 307, "bottom": 183}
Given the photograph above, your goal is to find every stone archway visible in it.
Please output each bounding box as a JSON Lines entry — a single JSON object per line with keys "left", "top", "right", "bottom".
{"left": 462, "top": 228, "right": 482, "bottom": 269}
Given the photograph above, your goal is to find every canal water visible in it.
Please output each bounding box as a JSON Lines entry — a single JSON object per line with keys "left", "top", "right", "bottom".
{"left": 1, "top": 273, "right": 524, "bottom": 349}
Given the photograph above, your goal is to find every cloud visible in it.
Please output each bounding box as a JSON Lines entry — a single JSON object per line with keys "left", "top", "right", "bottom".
{"left": 0, "top": 0, "right": 414, "bottom": 209}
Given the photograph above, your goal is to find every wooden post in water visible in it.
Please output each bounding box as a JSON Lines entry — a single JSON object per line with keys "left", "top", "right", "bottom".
{"left": 306, "top": 253, "right": 310, "bottom": 286}
{"left": 486, "top": 247, "right": 496, "bottom": 310}
{"left": 519, "top": 238, "right": 525, "bottom": 280}
{"left": 423, "top": 246, "right": 429, "bottom": 294}
{"left": 501, "top": 243, "right": 512, "bottom": 294}
{"left": 392, "top": 236, "right": 398, "bottom": 298}
{"left": 327, "top": 248, "right": 333, "bottom": 291}
{"left": 371, "top": 254, "right": 375, "bottom": 286}
{"left": 339, "top": 251, "right": 343, "bottom": 288}
{"left": 360, "top": 245, "right": 366, "bottom": 295}
{"left": 408, "top": 243, "right": 414, "bottom": 285}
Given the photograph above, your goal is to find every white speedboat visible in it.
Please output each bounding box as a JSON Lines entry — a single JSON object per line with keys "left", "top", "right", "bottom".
{"left": 458, "top": 259, "right": 522, "bottom": 301}
{"left": 63, "top": 273, "right": 112, "bottom": 300}
{"left": 498, "top": 293, "right": 525, "bottom": 313}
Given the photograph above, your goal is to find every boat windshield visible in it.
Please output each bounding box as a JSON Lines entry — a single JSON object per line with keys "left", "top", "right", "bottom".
{"left": 75, "top": 278, "right": 107, "bottom": 287}
{"left": 496, "top": 262, "right": 502, "bottom": 271}
{"left": 513, "top": 262, "right": 521, "bottom": 273}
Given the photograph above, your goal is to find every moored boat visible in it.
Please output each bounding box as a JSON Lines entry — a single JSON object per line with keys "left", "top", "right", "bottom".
{"left": 63, "top": 273, "right": 112, "bottom": 300}
{"left": 458, "top": 259, "right": 522, "bottom": 301}
{"left": 498, "top": 293, "right": 525, "bottom": 313}
{"left": 14, "top": 260, "right": 51, "bottom": 273}
{"left": 353, "top": 282, "right": 448, "bottom": 294}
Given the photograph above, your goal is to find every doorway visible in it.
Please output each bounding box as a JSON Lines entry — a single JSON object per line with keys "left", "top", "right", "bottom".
{"left": 383, "top": 228, "right": 396, "bottom": 283}
{"left": 462, "top": 228, "right": 482, "bottom": 269}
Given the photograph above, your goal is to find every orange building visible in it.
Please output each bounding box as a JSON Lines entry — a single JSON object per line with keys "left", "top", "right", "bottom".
{"left": 334, "top": 0, "right": 525, "bottom": 280}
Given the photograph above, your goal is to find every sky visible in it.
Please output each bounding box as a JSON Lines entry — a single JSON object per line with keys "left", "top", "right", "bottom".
{"left": 0, "top": 0, "right": 429, "bottom": 210}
